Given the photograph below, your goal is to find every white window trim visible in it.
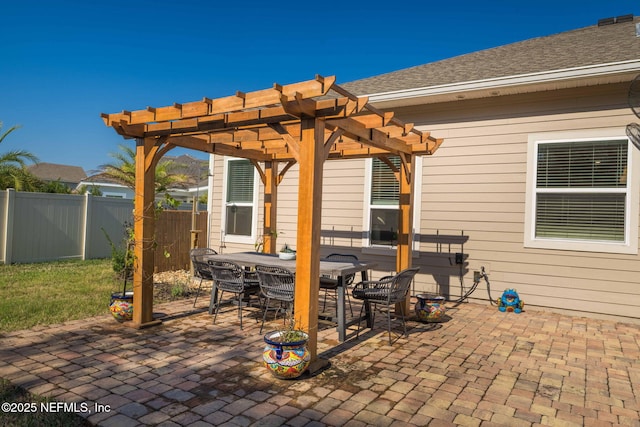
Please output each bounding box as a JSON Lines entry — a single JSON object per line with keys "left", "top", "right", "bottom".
{"left": 524, "top": 128, "right": 639, "bottom": 254}
{"left": 220, "top": 157, "right": 259, "bottom": 245}
{"left": 362, "top": 156, "right": 422, "bottom": 256}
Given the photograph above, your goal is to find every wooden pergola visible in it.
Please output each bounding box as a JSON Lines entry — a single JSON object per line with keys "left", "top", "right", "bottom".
{"left": 102, "top": 75, "right": 442, "bottom": 360}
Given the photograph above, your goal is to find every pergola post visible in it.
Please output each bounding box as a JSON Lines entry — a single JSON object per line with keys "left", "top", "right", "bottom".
{"left": 132, "top": 137, "right": 161, "bottom": 328}
{"left": 294, "top": 118, "right": 325, "bottom": 361}
{"left": 396, "top": 155, "right": 415, "bottom": 314}
{"left": 263, "top": 161, "right": 278, "bottom": 254}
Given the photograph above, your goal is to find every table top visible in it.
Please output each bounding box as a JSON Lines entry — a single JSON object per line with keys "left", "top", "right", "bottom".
{"left": 205, "top": 252, "right": 376, "bottom": 277}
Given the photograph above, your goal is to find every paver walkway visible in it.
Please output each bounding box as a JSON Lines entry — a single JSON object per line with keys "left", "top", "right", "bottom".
{"left": 1, "top": 299, "right": 639, "bottom": 426}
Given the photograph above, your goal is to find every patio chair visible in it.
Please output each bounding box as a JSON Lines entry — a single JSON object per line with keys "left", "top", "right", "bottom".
{"left": 207, "top": 260, "right": 259, "bottom": 329}
{"left": 352, "top": 267, "right": 420, "bottom": 344}
{"left": 255, "top": 264, "right": 296, "bottom": 333}
{"left": 190, "top": 247, "right": 218, "bottom": 307}
{"left": 319, "top": 253, "right": 358, "bottom": 316}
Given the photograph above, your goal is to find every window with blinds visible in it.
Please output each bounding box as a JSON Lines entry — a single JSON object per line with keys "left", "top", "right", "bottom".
{"left": 370, "top": 157, "right": 399, "bottom": 246}
{"left": 225, "top": 159, "right": 254, "bottom": 236}
{"left": 534, "top": 139, "right": 628, "bottom": 242}
{"left": 371, "top": 157, "right": 400, "bottom": 205}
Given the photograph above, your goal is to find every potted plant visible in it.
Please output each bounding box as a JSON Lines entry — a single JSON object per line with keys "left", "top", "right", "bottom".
{"left": 103, "top": 225, "right": 135, "bottom": 322}
{"left": 263, "top": 319, "right": 310, "bottom": 379}
{"left": 415, "top": 293, "right": 446, "bottom": 323}
{"left": 279, "top": 243, "right": 296, "bottom": 260}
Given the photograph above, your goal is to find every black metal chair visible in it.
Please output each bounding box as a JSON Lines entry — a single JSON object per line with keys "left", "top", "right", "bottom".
{"left": 207, "top": 261, "right": 258, "bottom": 329}
{"left": 255, "top": 264, "right": 296, "bottom": 333}
{"left": 319, "top": 253, "right": 358, "bottom": 316}
{"left": 190, "top": 247, "right": 217, "bottom": 307}
{"left": 352, "top": 267, "right": 420, "bottom": 344}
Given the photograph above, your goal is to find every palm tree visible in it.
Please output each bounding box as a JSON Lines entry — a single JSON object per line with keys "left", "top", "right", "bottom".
{"left": 0, "top": 122, "right": 40, "bottom": 191}
{"left": 101, "top": 143, "right": 188, "bottom": 195}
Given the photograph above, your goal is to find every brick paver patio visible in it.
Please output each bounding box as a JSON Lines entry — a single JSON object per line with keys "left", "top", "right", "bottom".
{"left": 1, "top": 297, "right": 639, "bottom": 426}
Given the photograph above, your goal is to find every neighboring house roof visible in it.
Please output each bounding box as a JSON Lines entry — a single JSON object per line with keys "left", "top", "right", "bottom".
{"left": 28, "top": 162, "right": 87, "bottom": 184}
{"left": 81, "top": 172, "right": 123, "bottom": 185}
{"left": 344, "top": 16, "right": 640, "bottom": 106}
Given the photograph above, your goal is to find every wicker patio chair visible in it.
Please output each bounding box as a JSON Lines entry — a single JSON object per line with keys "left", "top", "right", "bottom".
{"left": 255, "top": 264, "right": 296, "bottom": 333}
{"left": 207, "top": 260, "right": 258, "bottom": 329}
{"left": 319, "top": 253, "right": 358, "bottom": 316}
{"left": 352, "top": 267, "right": 420, "bottom": 344}
{"left": 190, "top": 247, "right": 217, "bottom": 307}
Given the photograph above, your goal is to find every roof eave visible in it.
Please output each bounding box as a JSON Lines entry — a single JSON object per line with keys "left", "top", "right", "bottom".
{"left": 366, "top": 60, "right": 640, "bottom": 108}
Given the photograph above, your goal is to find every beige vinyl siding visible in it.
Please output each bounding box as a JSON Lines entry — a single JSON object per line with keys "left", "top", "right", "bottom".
{"left": 407, "top": 83, "right": 640, "bottom": 321}
{"left": 321, "top": 160, "right": 367, "bottom": 250}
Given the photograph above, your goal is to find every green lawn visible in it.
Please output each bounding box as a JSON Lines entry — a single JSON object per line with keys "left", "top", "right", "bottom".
{"left": 0, "top": 259, "right": 119, "bottom": 333}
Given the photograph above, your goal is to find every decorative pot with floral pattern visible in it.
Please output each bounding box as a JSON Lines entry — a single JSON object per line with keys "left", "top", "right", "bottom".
{"left": 110, "top": 292, "right": 133, "bottom": 322}
{"left": 263, "top": 330, "right": 310, "bottom": 379}
{"left": 415, "top": 294, "right": 446, "bottom": 323}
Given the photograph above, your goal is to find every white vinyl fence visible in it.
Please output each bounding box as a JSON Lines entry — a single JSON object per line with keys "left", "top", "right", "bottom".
{"left": 1, "top": 189, "right": 133, "bottom": 264}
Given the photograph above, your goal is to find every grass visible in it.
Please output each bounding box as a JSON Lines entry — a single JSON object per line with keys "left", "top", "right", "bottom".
{"left": 0, "top": 259, "right": 119, "bottom": 333}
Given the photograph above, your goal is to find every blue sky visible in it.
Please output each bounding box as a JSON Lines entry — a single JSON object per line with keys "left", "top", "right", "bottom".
{"left": 1, "top": 0, "right": 638, "bottom": 174}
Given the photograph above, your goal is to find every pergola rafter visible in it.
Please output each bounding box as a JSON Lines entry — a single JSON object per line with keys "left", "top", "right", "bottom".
{"left": 102, "top": 75, "right": 443, "bottom": 363}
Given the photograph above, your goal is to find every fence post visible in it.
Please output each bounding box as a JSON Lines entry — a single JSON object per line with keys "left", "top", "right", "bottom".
{"left": 3, "top": 189, "right": 15, "bottom": 264}
{"left": 82, "top": 193, "right": 92, "bottom": 260}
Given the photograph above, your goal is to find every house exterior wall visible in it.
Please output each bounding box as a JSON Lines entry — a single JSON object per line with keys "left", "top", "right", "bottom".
{"left": 403, "top": 82, "right": 640, "bottom": 322}
{"left": 206, "top": 82, "right": 640, "bottom": 323}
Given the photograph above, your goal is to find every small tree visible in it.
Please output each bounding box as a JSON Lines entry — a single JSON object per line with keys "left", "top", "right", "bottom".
{"left": 40, "top": 179, "right": 72, "bottom": 194}
{"left": 0, "top": 121, "right": 40, "bottom": 191}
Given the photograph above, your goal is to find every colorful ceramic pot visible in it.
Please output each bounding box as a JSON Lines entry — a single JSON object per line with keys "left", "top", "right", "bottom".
{"left": 263, "top": 331, "right": 310, "bottom": 379}
{"left": 110, "top": 292, "right": 133, "bottom": 322}
{"left": 415, "top": 294, "right": 446, "bottom": 323}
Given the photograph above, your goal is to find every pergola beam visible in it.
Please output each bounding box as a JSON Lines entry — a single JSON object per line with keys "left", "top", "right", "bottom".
{"left": 102, "top": 75, "right": 338, "bottom": 127}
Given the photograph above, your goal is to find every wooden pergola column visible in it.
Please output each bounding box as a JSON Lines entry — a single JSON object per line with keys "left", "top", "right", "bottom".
{"left": 396, "top": 154, "right": 415, "bottom": 314}
{"left": 132, "top": 137, "right": 162, "bottom": 328}
{"left": 294, "top": 118, "right": 325, "bottom": 361}
{"left": 262, "top": 161, "right": 278, "bottom": 254}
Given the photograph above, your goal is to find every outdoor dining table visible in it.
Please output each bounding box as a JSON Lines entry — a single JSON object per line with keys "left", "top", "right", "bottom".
{"left": 205, "top": 251, "right": 376, "bottom": 342}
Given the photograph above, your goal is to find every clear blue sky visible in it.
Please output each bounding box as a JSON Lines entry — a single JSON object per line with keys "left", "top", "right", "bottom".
{"left": 1, "top": 0, "right": 638, "bottom": 174}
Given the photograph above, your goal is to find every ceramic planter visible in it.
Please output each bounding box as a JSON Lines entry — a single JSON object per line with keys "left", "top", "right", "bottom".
{"left": 415, "top": 294, "right": 446, "bottom": 323}
{"left": 263, "top": 330, "right": 310, "bottom": 379}
{"left": 110, "top": 292, "right": 133, "bottom": 322}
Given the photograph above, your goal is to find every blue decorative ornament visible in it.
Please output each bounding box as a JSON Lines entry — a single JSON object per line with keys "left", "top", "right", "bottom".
{"left": 497, "top": 289, "right": 524, "bottom": 313}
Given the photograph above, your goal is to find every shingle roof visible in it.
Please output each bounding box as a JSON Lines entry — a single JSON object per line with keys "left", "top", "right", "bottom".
{"left": 28, "top": 162, "right": 87, "bottom": 183}
{"left": 343, "top": 17, "right": 640, "bottom": 96}
{"left": 81, "top": 172, "right": 122, "bottom": 185}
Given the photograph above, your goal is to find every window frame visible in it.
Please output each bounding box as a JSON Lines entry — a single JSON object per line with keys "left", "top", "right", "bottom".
{"left": 524, "top": 128, "right": 639, "bottom": 254}
{"left": 221, "top": 157, "right": 259, "bottom": 245}
{"left": 362, "top": 156, "right": 422, "bottom": 255}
